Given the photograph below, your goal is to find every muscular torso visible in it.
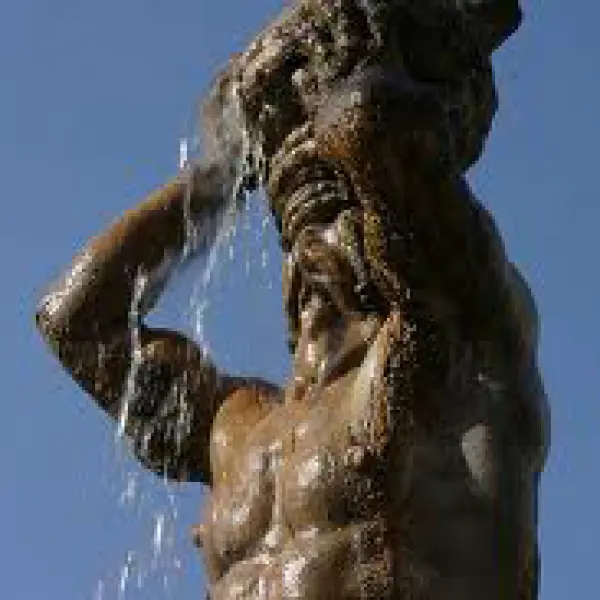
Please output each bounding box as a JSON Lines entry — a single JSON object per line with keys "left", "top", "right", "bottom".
{"left": 198, "top": 312, "right": 389, "bottom": 598}
{"left": 193, "top": 14, "right": 544, "bottom": 593}
{"left": 195, "top": 307, "right": 541, "bottom": 599}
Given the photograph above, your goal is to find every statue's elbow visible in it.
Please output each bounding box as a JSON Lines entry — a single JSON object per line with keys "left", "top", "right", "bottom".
{"left": 34, "top": 284, "right": 82, "bottom": 358}
{"left": 34, "top": 295, "right": 63, "bottom": 356}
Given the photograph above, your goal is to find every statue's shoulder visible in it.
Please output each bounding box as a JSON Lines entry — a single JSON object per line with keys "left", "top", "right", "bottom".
{"left": 212, "top": 380, "right": 282, "bottom": 446}
{"left": 217, "top": 379, "right": 281, "bottom": 425}
{"left": 467, "top": 189, "right": 539, "bottom": 352}
{"left": 209, "top": 380, "right": 283, "bottom": 482}
{"left": 504, "top": 262, "right": 540, "bottom": 354}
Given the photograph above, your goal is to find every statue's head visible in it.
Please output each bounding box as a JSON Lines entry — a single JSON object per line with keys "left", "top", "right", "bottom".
{"left": 200, "top": 0, "right": 522, "bottom": 189}
{"left": 197, "top": 0, "right": 523, "bottom": 350}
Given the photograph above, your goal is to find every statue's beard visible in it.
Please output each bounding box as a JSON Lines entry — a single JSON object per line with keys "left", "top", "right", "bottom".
{"left": 282, "top": 206, "right": 387, "bottom": 350}
{"left": 267, "top": 135, "right": 394, "bottom": 349}
{"left": 279, "top": 163, "right": 350, "bottom": 247}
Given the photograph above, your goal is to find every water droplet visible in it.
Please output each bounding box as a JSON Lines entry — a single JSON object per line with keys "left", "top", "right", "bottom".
{"left": 153, "top": 513, "right": 165, "bottom": 560}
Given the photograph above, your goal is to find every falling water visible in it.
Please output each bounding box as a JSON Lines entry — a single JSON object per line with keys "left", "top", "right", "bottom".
{"left": 93, "top": 433, "right": 188, "bottom": 599}
{"left": 184, "top": 77, "right": 274, "bottom": 352}
{"left": 91, "top": 71, "right": 279, "bottom": 599}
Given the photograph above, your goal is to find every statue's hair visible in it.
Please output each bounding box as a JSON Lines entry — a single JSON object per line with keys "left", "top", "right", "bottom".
{"left": 196, "top": 0, "right": 521, "bottom": 183}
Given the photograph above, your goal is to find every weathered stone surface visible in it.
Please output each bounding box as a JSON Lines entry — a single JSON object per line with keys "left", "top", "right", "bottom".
{"left": 36, "top": 1, "right": 547, "bottom": 598}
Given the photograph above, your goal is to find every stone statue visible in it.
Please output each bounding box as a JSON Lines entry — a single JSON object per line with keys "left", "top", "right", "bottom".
{"left": 36, "top": 1, "right": 549, "bottom": 598}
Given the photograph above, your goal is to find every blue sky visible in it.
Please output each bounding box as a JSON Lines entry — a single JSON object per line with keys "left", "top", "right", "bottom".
{"left": 2, "top": 1, "right": 598, "bottom": 598}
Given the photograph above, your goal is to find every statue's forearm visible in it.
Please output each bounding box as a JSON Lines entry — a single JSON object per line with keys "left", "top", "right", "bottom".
{"left": 36, "top": 164, "right": 228, "bottom": 340}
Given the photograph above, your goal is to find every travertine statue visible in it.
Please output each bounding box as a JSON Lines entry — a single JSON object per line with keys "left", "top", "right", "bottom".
{"left": 36, "top": 1, "right": 549, "bottom": 598}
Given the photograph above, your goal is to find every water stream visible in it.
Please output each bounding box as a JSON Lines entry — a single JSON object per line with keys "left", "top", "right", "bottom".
{"left": 91, "top": 77, "right": 280, "bottom": 598}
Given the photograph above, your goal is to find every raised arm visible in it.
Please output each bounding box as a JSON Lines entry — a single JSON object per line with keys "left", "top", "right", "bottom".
{"left": 35, "top": 164, "right": 251, "bottom": 483}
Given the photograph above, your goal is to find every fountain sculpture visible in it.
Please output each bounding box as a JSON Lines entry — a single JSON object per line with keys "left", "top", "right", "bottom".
{"left": 36, "top": 0, "right": 549, "bottom": 598}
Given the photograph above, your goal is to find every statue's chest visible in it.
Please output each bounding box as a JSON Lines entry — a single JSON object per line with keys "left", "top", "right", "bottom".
{"left": 204, "top": 328, "right": 395, "bottom": 575}
{"left": 280, "top": 391, "right": 391, "bottom": 538}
